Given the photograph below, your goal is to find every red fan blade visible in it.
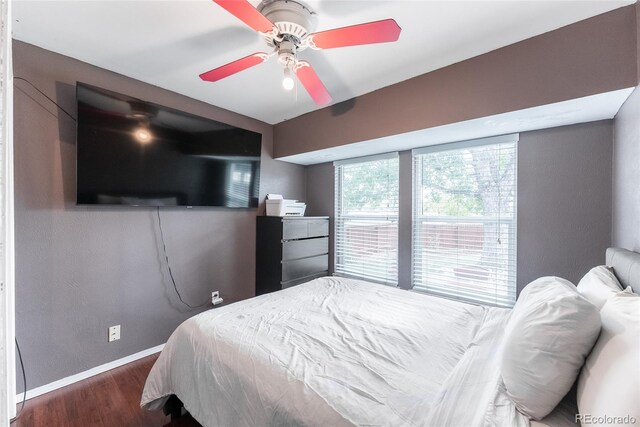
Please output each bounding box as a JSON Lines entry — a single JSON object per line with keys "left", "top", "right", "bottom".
{"left": 295, "top": 62, "right": 332, "bottom": 106}
{"left": 309, "top": 19, "right": 401, "bottom": 49}
{"left": 199, "top": 53, "right": 269, "bottom": 82}
{"left": 212, "top": 0, "right": 275, "bottom": 33}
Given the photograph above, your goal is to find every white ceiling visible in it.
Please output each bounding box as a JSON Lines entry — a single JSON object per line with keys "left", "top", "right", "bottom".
{"left": 12, "top": 1, "right": 634, "bottom": 125}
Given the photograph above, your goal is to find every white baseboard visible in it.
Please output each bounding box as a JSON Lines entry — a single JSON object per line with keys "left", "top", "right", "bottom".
{"left": 15, "top": 344, "right": 165, "bottom": 402}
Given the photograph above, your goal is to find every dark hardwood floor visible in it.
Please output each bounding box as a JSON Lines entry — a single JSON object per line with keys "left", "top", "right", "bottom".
{"left": 11, "top": 354, "right": 201, "bottom": 427}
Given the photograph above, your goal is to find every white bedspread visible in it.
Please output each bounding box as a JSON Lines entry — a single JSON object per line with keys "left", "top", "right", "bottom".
{"left": 141, "top": 277, "right": 530, "bottom": 426}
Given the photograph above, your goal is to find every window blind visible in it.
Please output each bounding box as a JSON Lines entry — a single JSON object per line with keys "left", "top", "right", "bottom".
{"left": 334, "top": 153, "right": 399, "bottom": 285}
{"left": 412, "top": 137, "right": 517, "bottom": 307}
{"left": 225, "top": 162, "right": 254, "bottom": 207}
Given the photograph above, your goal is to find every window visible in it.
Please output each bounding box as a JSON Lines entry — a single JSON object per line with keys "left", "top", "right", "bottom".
{"left": 334, "top": 153, "right": 399, "bottom": 285}
{"left": 412, "top": 136, "right": 517, "bottom": 307}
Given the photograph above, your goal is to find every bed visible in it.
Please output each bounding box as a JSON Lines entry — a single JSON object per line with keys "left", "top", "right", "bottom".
{"left": 141, "top": 247, "right": 640, "bottom": 426}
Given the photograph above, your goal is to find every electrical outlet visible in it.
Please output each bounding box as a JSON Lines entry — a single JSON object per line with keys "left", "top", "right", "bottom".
{"left": 212, "top": 291, "right": 224, "bottom": 306}
{"left": 108, "top": 325, "right": 120, "bottom": 342}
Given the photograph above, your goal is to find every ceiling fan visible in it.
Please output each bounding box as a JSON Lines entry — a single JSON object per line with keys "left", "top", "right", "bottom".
{"left": 200, "top": 0, "right": 402, "bottom": 106}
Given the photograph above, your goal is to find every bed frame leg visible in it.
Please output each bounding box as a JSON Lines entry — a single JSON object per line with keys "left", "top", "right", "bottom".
{"left": 162, "top": 394, "right": 184, "bottom": 420}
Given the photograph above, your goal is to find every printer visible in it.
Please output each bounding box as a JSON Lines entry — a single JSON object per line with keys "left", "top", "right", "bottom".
{"left": 265, "top": 194, "right": 307, "bottom": 216}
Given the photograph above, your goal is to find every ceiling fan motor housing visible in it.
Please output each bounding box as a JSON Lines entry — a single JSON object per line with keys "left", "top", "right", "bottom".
{"left": 258, "top": 0, "right": 316, "bottom": 40}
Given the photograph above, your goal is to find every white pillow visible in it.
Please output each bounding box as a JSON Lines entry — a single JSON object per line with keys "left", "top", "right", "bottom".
{"left": 501, "top": 276, "right": 601, "bottom": 420}
{"left": 577, "top": 291, "right": 640, "bottom": 426}
{"left": 577, "top": 266, "right": 625, "bottom": 309}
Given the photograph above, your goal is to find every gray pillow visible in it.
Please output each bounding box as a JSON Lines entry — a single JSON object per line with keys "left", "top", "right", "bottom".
{"left": 501, "top": 276, "right": 601, "bottom": 420}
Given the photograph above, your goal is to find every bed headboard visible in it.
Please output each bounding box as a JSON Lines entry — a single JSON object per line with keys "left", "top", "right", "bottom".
{"left": 606, "top": 247, "right": 640, "bottom": 294}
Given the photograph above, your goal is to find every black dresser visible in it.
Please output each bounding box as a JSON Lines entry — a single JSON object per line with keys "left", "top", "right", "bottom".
{"left": 256, "top": 216, "right": 329, "bottom": 295}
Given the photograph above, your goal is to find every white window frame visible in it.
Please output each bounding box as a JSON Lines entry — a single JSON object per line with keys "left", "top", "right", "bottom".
{"left": 0, "top": 0, "right": 15, "bottom": 422}
{"left": 334, "top": 152, "right": 399, "bottom": 286}
{"left": 411, "top": 135, "right": 518, "bottom": 307}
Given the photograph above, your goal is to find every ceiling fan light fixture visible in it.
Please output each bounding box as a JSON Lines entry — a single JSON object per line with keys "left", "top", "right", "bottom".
{"left": 282, "top": 67, "right": 295, "bottom": 91}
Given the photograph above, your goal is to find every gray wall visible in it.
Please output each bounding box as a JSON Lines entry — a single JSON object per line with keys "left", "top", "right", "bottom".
{"left": 612, "top": 86, "right": 640, "bottom": 251}
{"left": 305, "top": 121, "right": 614, "bottom": 293}
{"left": 274, "top": 4, "right": 638, "bottom": 158}
{"left": 306, "top": 163, "right": 334, "bottom": 273}
{"left": 13, "top": 41, "right": 305, "bottom": 392}
{"left": 517, "top": 121, "right": 613, "bottom": 287}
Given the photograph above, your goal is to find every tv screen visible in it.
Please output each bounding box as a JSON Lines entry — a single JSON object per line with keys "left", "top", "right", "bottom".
{"left": 76, "top": 83, "right": 261, "bottom": 207}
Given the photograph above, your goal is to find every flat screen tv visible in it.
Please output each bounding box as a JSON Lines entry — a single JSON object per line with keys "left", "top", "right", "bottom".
{"left": 76, "top": 82, "right": 261, "bottom": 208}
